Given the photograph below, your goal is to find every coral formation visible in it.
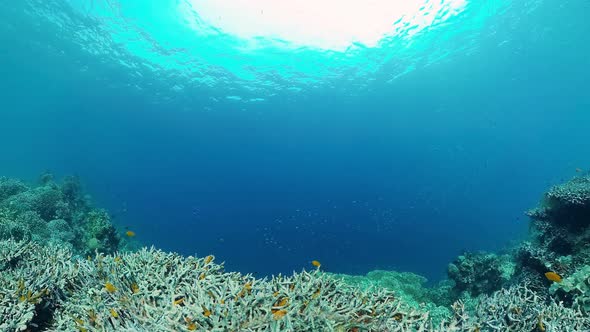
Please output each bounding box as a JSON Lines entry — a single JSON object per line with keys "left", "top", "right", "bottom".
{"left": 0, "top": 175, "right": 120, "bottom": 256}
{"left": 1, "top": 239, "right": 433, "bottom": 332}
{"left": 447, "top": 252, "right": 514, "bottom": 297}
{"left": 2, "top": 174, "right": 590, "bottom": 331}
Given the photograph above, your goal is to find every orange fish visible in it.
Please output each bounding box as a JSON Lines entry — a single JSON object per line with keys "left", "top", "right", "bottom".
{"left": 105, "top": 282, "right": 117, "bottom": 293}
{"left": 126, "top": 230, "right": 136, "bottom": 237}
{"left": 311, "top": 260, "right": 321, "bottom": 268}
{"left": 273, "top": 309, "right": 287, "bottom": 320}
{"left": 545, "top": 271, "right": 562, "bottom": 283}
{"left": 202, "top": 305, "right": 211, "bottom": 317}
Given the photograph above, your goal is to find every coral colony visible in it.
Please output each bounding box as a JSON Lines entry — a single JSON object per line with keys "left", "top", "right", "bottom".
{"left": 1, "top": 174, "right": 590, "bottom": 331}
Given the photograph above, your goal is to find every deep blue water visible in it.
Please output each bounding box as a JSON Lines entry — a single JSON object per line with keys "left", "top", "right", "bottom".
{"left": 1, "top": 0, "right": 589, "bottom": 282}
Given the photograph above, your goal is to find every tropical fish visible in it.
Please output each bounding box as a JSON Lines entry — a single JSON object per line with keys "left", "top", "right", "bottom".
{"left": 272, "top": 309, "right": 287, "bottom": 320}
{"left": 110, "top": 308, "right": 119, "bottom": 318}
{"left": 126, "top": 230, "right": 136, "bottom": 237}
{"left": 202, "top": 305, "right": 211, "bottom": 317}
{"left": 204, "top": 255, "right": 213, "bottom": 264}
{"left": 545, "top": 271, "right": 562, "bottom": 283}
{"left": 105, "top": 282, "right": 117, "bottom": 293}
{"left": 311, "top": 260, "right": 321, "bottom": 268}
{"left": 275, "top": 297, "right": 289, "bottom": 307}
{"left": 131, "top": 283, "right": 139, "bottom": 294}
{"left": 576, "top": 168, "right": 583, "bottom": 173}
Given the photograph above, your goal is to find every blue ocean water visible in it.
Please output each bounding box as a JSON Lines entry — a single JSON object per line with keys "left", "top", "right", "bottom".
{"left": 0, "top": 0, "right": 588, "bottom": 283}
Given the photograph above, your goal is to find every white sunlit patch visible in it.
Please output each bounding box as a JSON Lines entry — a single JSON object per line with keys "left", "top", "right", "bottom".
{"left": 182, "top": 0, "right": 468, "bottom": 50}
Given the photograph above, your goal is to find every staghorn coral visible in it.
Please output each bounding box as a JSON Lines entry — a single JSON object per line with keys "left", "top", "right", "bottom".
{"left": 1, "top": 239, "right": 432, "bottom": 332}
{"left": 0, "top": 239, "right": 80, "bottom": 331}
{"left": 2, "top": 239, "right": 589, "bottom": 332}
{"left": 443, "top": 282, "right": 590, "bottom": 331}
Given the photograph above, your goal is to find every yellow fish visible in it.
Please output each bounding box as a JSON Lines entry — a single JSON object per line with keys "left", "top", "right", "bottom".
{"left": 126, "top": 230, "right": 136, "bottom": 237}
{"left": 202, "top": 305, "right": 211, "bottom": 317}
{"left": 105, "top": 282, "right": 117, "bottom": 293}
{"left": 311, "top": 260, "right": 321, "bottom": 268}
{"left": 272, "top": 309, "right": 287, "bottom": 320}
{"left": 545, "top": 271, "right": 562, "bottom": 283}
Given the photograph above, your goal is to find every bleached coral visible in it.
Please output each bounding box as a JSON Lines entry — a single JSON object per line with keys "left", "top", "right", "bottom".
{"left": 547, "top": 175, "right": 590, "bottom": 207}
{"left": 444, "top": 283, "right": 589, "bottom": 331}
{"left": 2, "top": 239, "right": 590, "bottom": 332}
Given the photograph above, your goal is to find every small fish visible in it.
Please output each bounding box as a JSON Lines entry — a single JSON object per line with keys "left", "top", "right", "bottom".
{"left": 204, "top": 255, "right": 213, "bottom": 264}
{"left": 272, "top": 309, "right": 287, "bottom": 320}
{"left": 131, "top": 283, "right": 139, "bottom": 294}
{"left": 126, "top": 230, "right": 136, "bottom": 237}
{"left": 202, "top": 305, "right": 211, "bottom": 317}
{"left": 187, "top": 322, "right": 197, "bottom": 331}
{"left": 538, "top": 314, "right": 546, "bottom": 331}
{"left": 576, "top": 168, "right": 583, "bottom": 173}
{"left": 275, "top": 297, "right": 289, "bottom": 307}
{"left": 105, "top": 282, "right": 117, "bottom": 293}
{"left": 545, "top": 271, "right": 562, "bottom": 283}
{"left": 173, "top": 297, "right": 185, "bottom": 306}
{"left": 312, "top": 288, "right": 321, "bottom": 299}
{"left": 114, "top": 256, "right": 122, "bottom": 263}
{"left": 109, "top": 308, "right": 119, "bottom": 318}
{"left": 311, "top": 260, "right": 321, "bottom": 268}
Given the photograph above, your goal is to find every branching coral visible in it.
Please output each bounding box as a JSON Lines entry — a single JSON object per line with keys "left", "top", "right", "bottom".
{"left": 2, "top": 239, "right": 588, "bottom": 332}
{"left": 1, "top": 240, "right": 432, "bottom": 332}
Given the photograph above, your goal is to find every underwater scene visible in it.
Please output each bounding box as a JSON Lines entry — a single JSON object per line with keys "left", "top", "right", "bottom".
{"left": 1, "top": 0, "right": 589, "bottom": 331}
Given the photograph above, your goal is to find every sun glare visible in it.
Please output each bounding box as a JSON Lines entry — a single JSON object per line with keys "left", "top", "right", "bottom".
{"left": 183, "top": 0, "right": 468, "bottom": 50}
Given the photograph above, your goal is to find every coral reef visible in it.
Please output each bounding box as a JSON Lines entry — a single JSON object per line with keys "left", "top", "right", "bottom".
{"left": 335, "top": 270, "right": 453, "bottom": 324}
{"left": 447, "top": 252, "right": 515, "bottom": 297}
{"left": 447, "top": 282, "right": 589, "bottom": 331}
{"left": 2, "top": 174, "right": 590, "bottom": 331}
{"left": 0, "top": 175, "right": 120, "bottom": 256}
{"left": 515, "top": 175, "right": 590, "bottom": 305}
{"left": 1, "top": 239, "right": 434, "bottom": 332}
{"left": 1, "top": 239, "right": 588, "bottom": 331}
